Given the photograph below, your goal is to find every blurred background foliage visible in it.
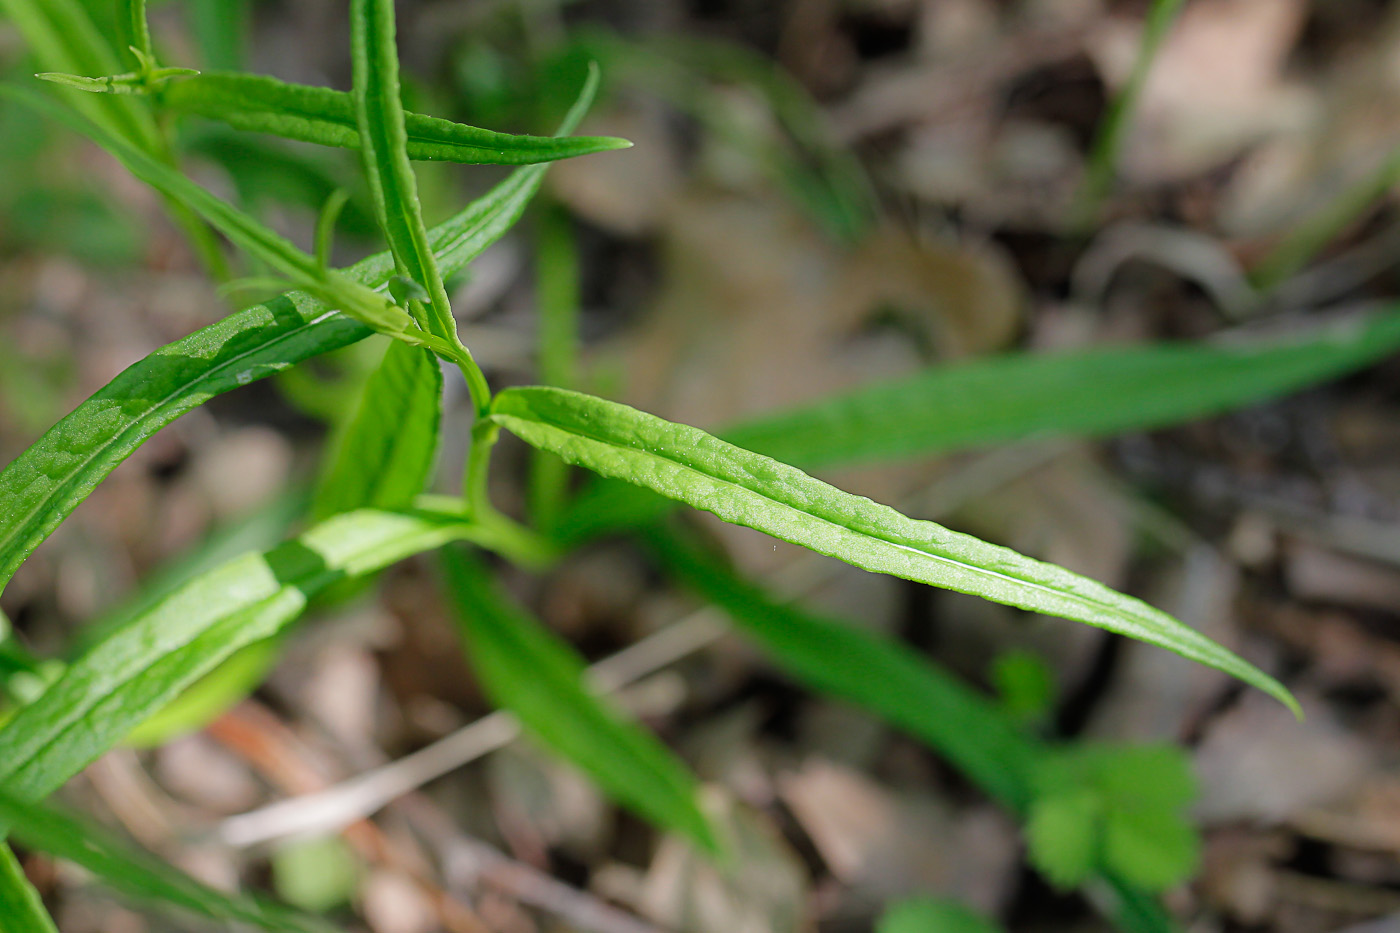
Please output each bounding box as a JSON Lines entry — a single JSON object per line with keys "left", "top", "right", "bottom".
{"left": 5, "top": 1, "right": 1400, "bottom": 931}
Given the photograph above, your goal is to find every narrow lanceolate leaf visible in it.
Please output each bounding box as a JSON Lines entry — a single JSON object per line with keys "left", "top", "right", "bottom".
{"left": 0, "top": 508, "right": 487, "bottom": 803}
{"left": 556, "top": 308, "right": 1400, "bottom": 542}
{"left": 0, "top": 792, "right": 334, "bottom": 933}
{"left": 724, "top": 310, "right": 1400, "bottom": 468}
{"left": 491, "top": 387, "right": 1298, "bottom": 715}
{"left": 351, "top": 0, "right": 451, "bottom": 334}
{"left": 0, "top": 155, "right": 546, "bottom": 597}
{"left": 161, "top": 73, "right": 631, "bottom": 164}
{"left": 312, "top": 340, "right": 443, "bottom": 521}
{"left": 440, "top": 548, "right": 720, "bottom": 853}
{"left": 0, "top": 845, "right": 58, "bottom": 933}
{"left": 647, "top": 528, "right": 1043, "bottom": 812}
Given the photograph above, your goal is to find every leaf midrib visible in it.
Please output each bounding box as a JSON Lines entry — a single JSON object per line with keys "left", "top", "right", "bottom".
{"left": 0, "top": 187, "right": 521, "bottom": 574}
{"left": 0, "top": 587, "right": 296, "bottom": 791}
{"left": 183, "top": 75, "right": 588, "bottom": 155}
{"left": 497, "top": 402, "right": 1138, "bottom": 621}
{"left": 0, "top": 307, "right": 352, "bottom": 568}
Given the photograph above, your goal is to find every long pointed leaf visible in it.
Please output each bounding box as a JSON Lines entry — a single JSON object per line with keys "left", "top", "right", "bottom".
{"left": 312, "top": 340, "right": 443, "bottom": 520}
{"left": 0, "top": 844, "right": 58, "bottom": 933}
{"left": 0, "top": 158, "right": 544, "bottom": 597}
{"left": 351, "top": 0, "right": 456, "bottom": 346}
{"left": 724, "top": 311, "right": 1400, "bottom": 468}
{"left": 556, "top": 309, "right": 1400, "bottom": 543}
{"left": 440, "top": 548, "right": 720, "bottom": 853}
{"left": 161, "top": 72, "right": 630, "bottom": 164}
{"left": 0, "top": 507, "right": 490, "bottom": 803}
{"left": 0, "top": 791, "right": 333, "bottom": 933}
{"left": 646, "top": 528, "right": 1042, "bottom": 811}
{"left": 490, "top": 386, "right": 1297, "bottom": 715}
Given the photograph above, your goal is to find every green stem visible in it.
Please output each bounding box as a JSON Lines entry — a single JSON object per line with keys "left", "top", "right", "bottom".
{"left": 1251, "top": 146, "right": 1400, "bottom": 291}
{"left": 1073, "top": 0, "right": 1187, "bottom": 229}
{"left": 528, "top": 202, "right": 579, "bottom": 529}
{"left": 464, "top": 418, "right": 500, "bottom": 520}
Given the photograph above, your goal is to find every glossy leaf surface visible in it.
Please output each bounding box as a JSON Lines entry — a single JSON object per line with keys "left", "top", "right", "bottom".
{"left": 0, "top": 845, "right": 57, "bottom": 933}
{"left": 648, "top": 529, "right": 1042, "bottom": 811}
{"left": 312, "top": 340, "right": 443, "bottom": 520}
{"left": 0, "top": 508, "right": 486, "bottom": 803}
{"left": 162, "top": 72, "right": 630, "bottom": 164}
{"left": 557, "top": 310, "right": 1400, "bottom": 542}
{"left": 0, "top": 153, "right": 549, "bottom": 597}
{"left": 492, "top": 387, "right": 1296, "bottom": 714}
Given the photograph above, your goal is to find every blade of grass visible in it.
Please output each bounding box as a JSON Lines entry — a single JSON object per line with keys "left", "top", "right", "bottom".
{"left": 573, "top": 30, "right": 874, "bottom": 241}
{"left": 0, "top": 791, "right": 335, "bottom": 933}
{"left": 160, "top": 72, "right": 632, "bottom": 165}
{"left": 554, "top": 309, "right": 1400, "bottom": 543}
{"left": 1252, "top": 147, "right": 1400, "bottom": 291}
{"left": 312, "top": 339, "right": 443, "bottom": 521}
{"left": 1074, "top": 0, "right": 1187, "bottom": 227}
{"left": 722, "top": 310, "right": 1400, "bottom": 468}
{"left": 490, "top": 386, "right": 1296, "bottom": 714}
{"left": 440, "top": 548, "right": 720, "bottom": 853}
{"left": 0, "top": 845, "right": 59, "bottom": 933}
{"left": 0, "top": 506, "right": 499, "bottom": 804}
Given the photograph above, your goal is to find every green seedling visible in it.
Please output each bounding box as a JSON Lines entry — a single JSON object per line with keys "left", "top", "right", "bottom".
{"left": 2, "top": 0, "right": 1388, "bottom": 929}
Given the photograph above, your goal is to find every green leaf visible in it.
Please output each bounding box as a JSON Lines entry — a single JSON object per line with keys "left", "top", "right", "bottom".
{"left": 723, "top": 311, "right": 1400, "bottom": 469}
{"left": 350, "top": 0, "right": 459, "bottom": 353}
{"left": 1103, "top": 806, "right": 1199, "bottom": 891}
{"left": 5, "top": 84, "right": 424, "bottom": 342}
{"left": 556, "top": 309, "right": 1400, "bottom": 543}
{"left": 2, "top": 0, "right": 231, "bottom": 280}
{"left": 876, "top": 897, "right": 1003, "bottom": 933}
{"left": 647, "top": 527, "right": 1042, "bottom": 811}
{"left": 0, "top": 507, "right": 490, "bottom": 803}
{"left": 120, "top": 637, "right": 282, "bottom": 748}
{"left": 0, "top": 790, "right": 334, "bottom": 933}
{"left": 190, "top": 0, "right": 248, "bottom": 71}
{"left": 990, "top": 649, "right": 1057, "bottom": 728}
{"left": 529, "top": 202, "right": 581, "bottom": 528}
{"left": 0, "top": 155, "right": 548, "bottom": 598}
{"left": 1032, "top": 744, "right": 1200, "bottom": 893}
{"left": 0, "top": 844, "right": 58, "bottom": 933}
{"left": 439, "top": 547, "right": 720, "bottom": 853}
{"left": 1027, "top": 789, "right": 1100, "bottom": 890}
{"left": 182, "top": 128, "right": 378, "bottom": 238}
{"left": 0, "top": 0, "right": 159, "bottom": 148}
{"left": 492, "top": 387, "right": 1297, "bottom": 714}
{"left": 312, "top": 339, "right": 443, "bottom": 521}
{"left": 160, "top": 72, "right": 631, "bottom": 165}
